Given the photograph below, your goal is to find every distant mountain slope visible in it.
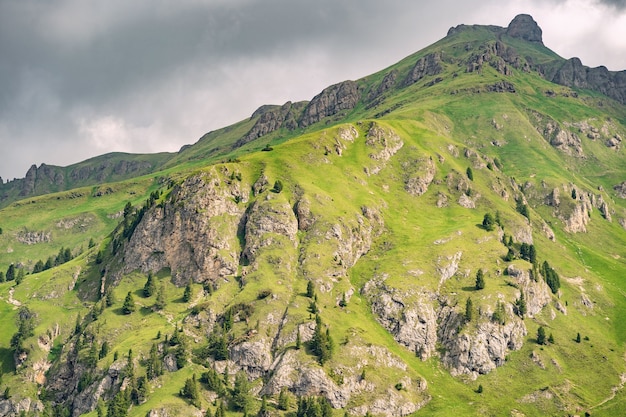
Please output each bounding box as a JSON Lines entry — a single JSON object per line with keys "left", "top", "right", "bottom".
{"left": 0, "top": 14, "right": 625, "bottom": 417}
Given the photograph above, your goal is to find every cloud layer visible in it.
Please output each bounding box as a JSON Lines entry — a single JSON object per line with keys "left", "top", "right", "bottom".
{"left": 1, "top": 0, "right": 625, "bottom": 180}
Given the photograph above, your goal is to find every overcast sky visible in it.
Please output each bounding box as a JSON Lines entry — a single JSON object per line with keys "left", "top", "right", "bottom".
{"left": 1, "top": 0, "right": 626, "bottom": 181}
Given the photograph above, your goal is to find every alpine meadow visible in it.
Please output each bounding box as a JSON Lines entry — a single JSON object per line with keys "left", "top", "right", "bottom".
{"left": 1, "top": 14, "right": 626, "bottom": 417}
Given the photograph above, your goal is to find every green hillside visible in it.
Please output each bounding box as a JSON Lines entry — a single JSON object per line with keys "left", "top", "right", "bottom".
{"left": 0, "top": 14, "right": 625, "bottom": 417}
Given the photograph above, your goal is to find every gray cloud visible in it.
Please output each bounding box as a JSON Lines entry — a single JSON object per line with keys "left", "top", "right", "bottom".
{"left": 0, "top": 0, "right": 625, "bottom": 180}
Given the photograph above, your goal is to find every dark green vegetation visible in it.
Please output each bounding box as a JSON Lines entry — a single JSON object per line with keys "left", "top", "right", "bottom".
{"left": 0, "top": 14, "right": 625, "bottom": 417}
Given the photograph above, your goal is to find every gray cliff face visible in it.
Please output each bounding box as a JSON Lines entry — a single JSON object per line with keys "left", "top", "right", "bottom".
{"left": 403, "top": 53, "right": 444, "bottom": 86}
{"left": 241, "top": 195, "right": 299, "bottom": 266}
{"left": 439, "top": 314, "right": 527, "bottom": 378}
{"left": 300, "top": 81, "right": 360, "bottom": 127}
{"left": 122, "top": 166, "right": 248, "bottom": 285}
{"left": 237, "top": 101, "right": 307, "bottom": 147}
{"left": 506, "top": 14, "right": 543, "bottom": 44}
{"left": 550, "top": 57, "right": 626, "bottom": 105}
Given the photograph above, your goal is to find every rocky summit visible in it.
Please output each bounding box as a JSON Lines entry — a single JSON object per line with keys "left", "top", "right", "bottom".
{"left": 0, "top": 14, "right": 625, "bottom": 417}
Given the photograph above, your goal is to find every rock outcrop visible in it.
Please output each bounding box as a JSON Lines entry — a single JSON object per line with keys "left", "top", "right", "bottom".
{"left": 300, "top": 81, "right": 360, "bottom": 127}
{"left": 550, "top": 57, "right": 626, "bottom": 105}
{"left": 614, "top": 181, "right": 626, "bottom": 199}
{"left": 403, "top": 53, "right": 444, "bottom": 86}
{"left": 506, "top": 14, "right": 543, "bottom": 44}
{"left": 237, "top": 101, "right": 307, "bottom": 146}
{"left": 364, "top": 123, "right": 404, "bottom": 175}
{"left": 122, "top": 167, "right": 248, "bottom": 285}
{"left": 363, "top": 274, "right": 528, "bottom": 378}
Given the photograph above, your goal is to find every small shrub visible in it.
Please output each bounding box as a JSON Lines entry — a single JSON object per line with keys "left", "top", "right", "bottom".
{"left": 257, "top": 289, "right": 272, "bottom": 300}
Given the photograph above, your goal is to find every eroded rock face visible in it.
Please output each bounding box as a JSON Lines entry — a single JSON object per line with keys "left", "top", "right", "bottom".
{"left": 300, "top": 81, "right": 360, "bottom": 127}
{"left": 122, "top": 167, "right": 248, "bottom": 285}
{"left": 403, "top": 53, "right": 444, "bottom": 86}
{"left": 229, "top": 339, "right": 273, "bottom": 379}
{"left": 506, "top": 14, "right": 543, "bottom": 44}
{"left": 550, "top": 57, "right": 626, "bottom": 105}
{"left": 242, "top": 196, "right": 299, "bottom": 266}
{"left": 543, "top": 122, "right": 584, "bottom": 157}
{"left": 364, "top": 123, "right": 404, "bottom": 175}
{"left": 506, "top": 265, "right": 551, "bottom": 317}
{"left": 440, "top": 316, "right": 527, "bottom": 378}
{"left": 237, "top": 101, "right": 307, "bottom": 146}
{"left": 403, "top": 157, "right": 436, "bottom": 196}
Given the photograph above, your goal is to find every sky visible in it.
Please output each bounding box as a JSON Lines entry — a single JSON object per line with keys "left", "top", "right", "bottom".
{"left": 1, "top": 0, "right": 626, "bottom": 181}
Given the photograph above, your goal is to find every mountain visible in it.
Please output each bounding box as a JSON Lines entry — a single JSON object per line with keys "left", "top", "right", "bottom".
{"left": 0, "top": 14, "right": 625, "bottom": 417}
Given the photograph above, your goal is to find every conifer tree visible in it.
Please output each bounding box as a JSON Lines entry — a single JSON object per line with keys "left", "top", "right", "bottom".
{"left": 143, "top": 272, "right": 156, "bottom": 297}
{"left": 122, "top": 291, "right": 135, "bottom": 314}
{"left": 475, "top": 269, "right": 485, "bottom": 290}
{"left": 537, "top": 326, "right": 546, "bottom": 345}
{"left": 465, "top": 297, "right": 474, "bottom": 322}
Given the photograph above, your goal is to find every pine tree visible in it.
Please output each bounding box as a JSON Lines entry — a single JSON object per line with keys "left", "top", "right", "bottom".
{"left": 548, "top": 333, "right": 555, "bottom": 344}
{"left": 295, "top": 327, "right": 302, "bottom": 350}
{"left": 482, "top": 213, "right": 495, "bottom": 231}
{"left": 122, "top": 292, "right": 135, "bottom": 314}
{"left": 99, "top": 341, "right": 109, "bottom": 359}
{"left": 154, "top": 285, "right": 166, "bottom": 310}
{"left": 465, "top": 297, "right": 473, "bottom": 322}
{"left": 143, "top": 272, "right": 156, "bottom": 297}
{"left": 183, "top": 283, "right": 193, "bottom": 302}
{"left": 475, "top": 269, "right": 485, "bottom": 290}
{"left": 311, "top": 315, "right": 333, "bottom": 364}
{"left": 515, "top": 290, "right": 527, "bottom": 318}
{"left": 278, "top": 386, "right": 290, "bottom": 410}
{"left": 181, "top": 374, "right": 201, "bottom": 407}
{"left": 306, "top": 281, "right": 315, "bottom": 298}
{"left": 466, "top": 166, "right": 474, "bottom": 181}
{"left": 232, "top": 372, "right": 252, "bottom": 412}
{"left": 146, "top": 343, "right": 163, "bottom": 380}
{"left": 576, "top": 332, "right": 581, "bottom": 343}
{"left": 258, "top": 396, "right": 271, "bottom": 417}
{"left": 537, "top": 326, "right": 546, "bottom": 345}
{"left": 6, "top": 264, "right": 15, "bottom": 281}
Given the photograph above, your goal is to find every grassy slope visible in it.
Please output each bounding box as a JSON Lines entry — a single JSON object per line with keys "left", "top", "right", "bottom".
{"left": 0, "top": 23, "right": 624, "bottom": 417}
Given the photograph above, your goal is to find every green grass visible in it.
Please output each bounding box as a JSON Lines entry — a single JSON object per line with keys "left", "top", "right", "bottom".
{"left": 0, "top": 21, "right": 625, "bottom": 417}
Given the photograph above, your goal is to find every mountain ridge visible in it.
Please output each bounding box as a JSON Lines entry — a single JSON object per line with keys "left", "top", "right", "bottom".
{"left": 0, "top": 13, "right": 625, "bottom": 417}
{"left": 2, "top": 14, "right": 626, "bottom": 209}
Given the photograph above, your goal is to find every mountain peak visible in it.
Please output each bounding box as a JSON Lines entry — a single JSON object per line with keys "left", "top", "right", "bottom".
{"left": 506, "top": 14, "right": 543, "bottom": 45}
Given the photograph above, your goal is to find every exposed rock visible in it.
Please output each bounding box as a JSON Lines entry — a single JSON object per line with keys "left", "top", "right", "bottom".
{"left": 253, "top": 173, "right": 270, "bottom": 196}
{"left": 237, "top": 101, "right": 307, "bottom": 146}
{"left": 541, "top": 221, "right": 556, "bottom": 241}
{"left": 300, "top": 81, "right": 360, "bottom": 127}
{"left": 364, "top": 123, "right": 404, "bottom": 175}
{"left": 403, "top": 53, "right": 444, "bottom": 86}
{"left": 436, "top": 192, "right": 449, "bottom": 208}
{"left": 368, "top": 70, "right": 398, "bottom": 101}
{"left": 613, "top": 181, "right": 626, "bottom": 198}
{"left": 440, "top": 314, "right": 527, "bottom": 378}
{"left": 242, "top": 197, "right": 299, "bottom": 266}
{"left": 229, "top": 339, "right": 273, "bottom": 379}
{"left": 486, "top": 81, "right": 516, "bottom": 93}
{"left": 506, "top": 14, "right": 543, "bottom": 44}
{"left": 594, "top": 194, "right": 612, "bottom": 221}
{"left": 543, "top": 122, "right": 584, "bottom": 157}
{"left": 549, "top": 57, "right": 626, "bottom": 105}
{"left": 363, "top": 279, "right": 438, "bottom": 360}
{"left": 295, "top": 196, "right": 315, "bottom": 231}
{"left": 403, "top": 157, "right": 436, "bottom": 196}
{"left": 458, "top": 194, "right": 475, "bottom": 209}
{"left": 512, "top": 224, "right": 533, "bottom": 245}
{"left": 122, "top": 168, "right": 248, "bottom": 286}
{"left": 506, "top": 265, "right": 552, "bottom": 317}
{"left": 15, "top": 230, "right": 51, "bottom": 245}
